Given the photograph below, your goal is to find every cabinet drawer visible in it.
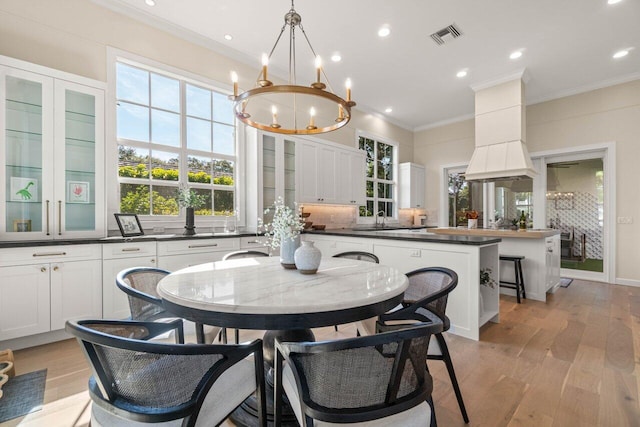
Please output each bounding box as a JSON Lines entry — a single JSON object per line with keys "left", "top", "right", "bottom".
{"left": 240, "top": 236, "right": 269, "bottom": 249}
{"left": 157, "top": 238, "right": 239, "bottom": 256}
{"left": 0, "top": 244, "right": 102, "bottom": 267}
{"left": 103, "top": 242, "right": 157, "bottom": 260}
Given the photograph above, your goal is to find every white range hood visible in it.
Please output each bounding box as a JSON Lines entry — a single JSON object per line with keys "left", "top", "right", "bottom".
{"left": 464, "top": 75, "right": 536, "bottom": 182}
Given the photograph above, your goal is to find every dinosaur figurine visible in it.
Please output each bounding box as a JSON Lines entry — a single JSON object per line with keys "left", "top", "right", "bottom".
{"left": 16, "top": 181, "right": 34, "bottom": 200}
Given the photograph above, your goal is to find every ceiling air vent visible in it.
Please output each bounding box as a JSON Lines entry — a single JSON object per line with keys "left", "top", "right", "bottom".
{"left": 430, "top": 24, "right": 462, "bottom": 46}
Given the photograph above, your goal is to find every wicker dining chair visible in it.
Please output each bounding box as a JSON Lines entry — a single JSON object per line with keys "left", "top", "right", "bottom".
{"left": 116, "top": 267, "right": 221, "bottom": 344}
{"left": 374, "top": 267, "right": 469, "bottom": 425}
{"left": 274, "top": 321, "right": 442, "bottom": 426}
{"left": 331, "top": 251, "right": 380, "bottom": 331}
{"left": 67, "top": 319, "right": 266, "bottom": 427}
{"left": 221, "top": 250, "right": 270, "bottom": 343}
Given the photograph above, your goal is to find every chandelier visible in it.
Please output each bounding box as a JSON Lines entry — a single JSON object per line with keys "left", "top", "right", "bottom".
{"left": 229, "top": 0, "right": 355, "bottom": 135}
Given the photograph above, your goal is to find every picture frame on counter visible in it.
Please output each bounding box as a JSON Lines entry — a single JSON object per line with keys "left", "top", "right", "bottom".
{"left": 114, "top": 213, "right": 144, "bottom": 237}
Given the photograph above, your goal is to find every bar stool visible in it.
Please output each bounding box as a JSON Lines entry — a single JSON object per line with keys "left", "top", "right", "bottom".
{"left": 499, "top": 255, "right": 526, "bottom": 303}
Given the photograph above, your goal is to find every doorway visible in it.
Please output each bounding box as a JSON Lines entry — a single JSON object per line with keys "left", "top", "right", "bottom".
{"left": 546, "top": 158, "right": 604, "bottom": 274}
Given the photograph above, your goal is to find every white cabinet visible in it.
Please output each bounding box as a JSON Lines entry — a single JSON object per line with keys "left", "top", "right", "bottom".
{"left": 0, "top": 56, "right": 105, "bottom": 240}
{"left": 545, "top": 235, "right": 561, "bottom": 291}
{"left": 157, "top": 238, "right": 239, "bottom": 271}
{"left": 336, "top": 149, "right": 366, "bottom": 205}
{"left": 398, "top": 163, "right": 425, "bottom": 209}
{"left": 0, "top": 264, "right": 50, "bottom": 340}
{"left": 50, "top": 258, "right": 102, "bottom": 330}
{"left": 102, "top": 241, "right": 157, "bottom": 319}
{"left": 0, "top": 244, "right": 102, "bottom": 341}
{"left": 297, "top": 140, "right": 337, "bottom": 204}
{"left": 302, "top": 234, "right": 373, "bottom": 257}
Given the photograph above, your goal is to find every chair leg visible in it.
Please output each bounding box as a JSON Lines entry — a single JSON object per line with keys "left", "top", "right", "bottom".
{"left": 517, "top": 260, "right": 526, "bottom": 300}
{"left": 234, "top": 328, "right": 240, "bottom": 344}
{"left": 334, "top": 325, "right": 338, "bottom": 332}
{"left": 436, "top": 333, "right": 469, "bottom": 423}
{"left": 427, "top": 395, "right": 437, "bottom": 427}
{"left": 221, "top": 327, "right": 228, "bottom": 344}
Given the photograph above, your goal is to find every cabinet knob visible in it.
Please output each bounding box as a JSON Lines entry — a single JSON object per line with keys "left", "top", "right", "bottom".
{"left": 40, "top": 267, "right": 47, "bottom": 273}
{"left": 151, "top": 259, "right": 156, "bottom": 263}
{"left": 53, "top": 266, "right": 59, "bottom": 272}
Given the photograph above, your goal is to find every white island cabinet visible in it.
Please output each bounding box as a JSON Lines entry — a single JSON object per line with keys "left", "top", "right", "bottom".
{"left": 430, "top": 228, "right": 562, "bottom": 301}
{"left": 304, "top": 233, "right": 500, "bottom": 341}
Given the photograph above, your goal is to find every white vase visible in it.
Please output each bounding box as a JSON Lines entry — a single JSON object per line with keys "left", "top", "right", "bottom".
{"left": 280, "top": 235, "right": 300, "bottom": 269}
{"left": 294, "top": 241, "right": 322, "bottom": 274}
{"left": 468, "top": 219, "right": 478, "bottom": 229}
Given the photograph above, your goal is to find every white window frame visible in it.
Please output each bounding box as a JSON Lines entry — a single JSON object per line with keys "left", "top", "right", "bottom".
{"left": 356, "top": 130, "right": 399, "bottom": 225}
{"left": 106, "top": 48, "right": 244, "bottom": 230}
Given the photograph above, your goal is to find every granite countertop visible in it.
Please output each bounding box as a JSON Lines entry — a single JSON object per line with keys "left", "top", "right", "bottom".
{"left": 430, "top": 227, "right": 561, "bottom": 239}
{"left": 0, "top": 231, "right": 259, "bottom": 248}
{"left": 304, "top": 227, "right": 501, "bottom": 245}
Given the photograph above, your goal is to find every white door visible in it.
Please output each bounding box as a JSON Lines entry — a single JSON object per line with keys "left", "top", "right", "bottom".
{"left": 102, "top": 256, "right": 157, "bottom": 319}
{"left": 0, "top": 264, "right": 50, "bottom": 340}
{"left": 50, "top": 259, "right": 102, "bottom": 330}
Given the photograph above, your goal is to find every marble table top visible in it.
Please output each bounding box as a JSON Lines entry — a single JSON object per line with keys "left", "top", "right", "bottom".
{"left": 157, "top": 256, "right": 408, "bottom": 317}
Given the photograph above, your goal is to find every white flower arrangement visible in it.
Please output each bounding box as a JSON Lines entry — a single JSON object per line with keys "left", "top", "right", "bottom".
{"left": 258, "top": 197, "right": 304, "bottom": 249}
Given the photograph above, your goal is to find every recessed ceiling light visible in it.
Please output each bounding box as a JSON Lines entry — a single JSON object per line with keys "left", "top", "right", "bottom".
{"left": 378, "top": 26, "right": 391, "bottom": 38}
{"left": 613, "top": 49, "right": 629, "bottom": 59}
{"left": 456, "top": 70, "right": 468, "bottom": 78}
{"left": 145, "top": 0, "right": 156, "bottom": 6}
{"left": 607, "top": 0, "right": 622, "bottom": 4}
{"left": 331, "top": 54, "right": 342, "bottom": 62}
{"left": 385, "top": 107, "right": 393, "bottom": 113}
{"left": 224, "top": 34, "right": 233, "bottom": 41}
{"left": 509, "top": 50, "right": 523, "bottom": 60}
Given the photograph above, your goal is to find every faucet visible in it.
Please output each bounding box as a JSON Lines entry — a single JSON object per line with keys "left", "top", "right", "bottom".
{"left": 375, "top": 210, "right": 386, "bottom": 228}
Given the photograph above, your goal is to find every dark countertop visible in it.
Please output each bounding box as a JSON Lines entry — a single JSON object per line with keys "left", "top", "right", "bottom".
{"left": 0, "top": 232, "right": 258, "bottom": 249}
{"left": 304, "top": 228, "right": 502, "bottom": 246}
{"left": 0, "top": 227, "right": 502, "bottom": 249}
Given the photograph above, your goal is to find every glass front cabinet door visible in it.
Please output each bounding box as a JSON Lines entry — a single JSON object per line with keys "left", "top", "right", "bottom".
{"left": 1, "top": 63, "right": 105, "bottom": 240}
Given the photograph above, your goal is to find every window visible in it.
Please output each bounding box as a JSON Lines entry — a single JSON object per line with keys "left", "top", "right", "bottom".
{"left": 448, "top": 171, "right": 484, "bottom": 227}
{"left": 358, "top": 134, "right": 397, "bottom": 219}
{"left": 116, "top": 62, "right": 236, "bottom": 217}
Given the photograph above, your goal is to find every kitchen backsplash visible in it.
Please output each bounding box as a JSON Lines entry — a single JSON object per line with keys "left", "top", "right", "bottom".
{"left": 300, "top": 204, "right": 417, "bottom": 229}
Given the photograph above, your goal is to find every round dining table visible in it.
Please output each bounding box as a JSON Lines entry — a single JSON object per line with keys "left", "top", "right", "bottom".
{"left": 157, "top": 255, "right": 408, "bottom": 426}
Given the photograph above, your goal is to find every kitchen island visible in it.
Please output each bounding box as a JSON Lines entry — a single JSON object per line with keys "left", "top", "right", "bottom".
{"left": 430, "top": 228, "right": 561, "bottom": 301}
{"left": 303, "top": 228, "right": 501, "bottom": 341}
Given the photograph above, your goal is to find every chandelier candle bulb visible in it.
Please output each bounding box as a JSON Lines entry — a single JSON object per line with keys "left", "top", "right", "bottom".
{"left": 307, "top": 107, "right": 317, "bottom": 130}
{"left": 231, "top": 71, "right": 238, "bottom": 97}
{"left": 271, "top": 105, "right": 281, "bottom": 128}
{"left": 315, "top": 56, "right": 321, "bottom": 82}
{"left": 337, "top": 105, "right": 345, "bottom": 122}
{"left": 262, "top": 54, "right": 268, "bottom": 80}
{"left": 345, "top": 78, "right": 352, "bottom": 102}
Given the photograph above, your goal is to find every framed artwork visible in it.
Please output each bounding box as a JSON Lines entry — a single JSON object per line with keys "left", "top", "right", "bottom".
{"left": 114, "top": 213, "right": 144, "bottom": 237}
{"left": 13, "top": 219, "right": 32, "bottom": 232}
{"left": 10, "top": 177, "right": 38, "bottom": 202}
{"left": 67, "top": 181, "right": 90, "bottom": 203}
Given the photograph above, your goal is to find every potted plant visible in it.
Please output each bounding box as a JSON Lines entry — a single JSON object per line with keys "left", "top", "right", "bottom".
{"left": 176, "top": 186, "right": 207, "bottom": 236}
{"left": 466, "top": 210, "right": 479, "bottom": 229}
{"left": 479, "top": 267, "right": 497, "bottom": 288}
{"left": 259, "top": 197, "right": 304, "bottom": 268}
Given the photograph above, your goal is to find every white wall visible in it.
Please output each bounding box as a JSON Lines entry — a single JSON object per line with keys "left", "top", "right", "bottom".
{"left": 414, "top": 80, "right": 640, "bottom": 284}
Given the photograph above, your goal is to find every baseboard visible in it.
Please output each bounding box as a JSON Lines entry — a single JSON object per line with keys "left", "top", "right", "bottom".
{"left": 0, "top": 329, "right": 72, "bottom": 351}
{"left": 615, "top": 277, "right": 640, "bottom": 288}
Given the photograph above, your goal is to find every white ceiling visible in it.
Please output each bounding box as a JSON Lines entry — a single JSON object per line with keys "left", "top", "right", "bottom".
{"left": 95, "top": 0, "right": 640, "bottom": 131}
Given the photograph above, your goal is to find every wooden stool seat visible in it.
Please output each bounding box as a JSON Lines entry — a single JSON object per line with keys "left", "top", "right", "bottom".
{"left": 499, "top": 255, "right": 526, "bottom": 303}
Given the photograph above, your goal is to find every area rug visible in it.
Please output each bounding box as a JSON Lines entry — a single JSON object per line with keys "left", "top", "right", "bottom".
{"left": 560, "top": 278, "right": 573, "bottom": 288}
{"left": 0, "top": 369, "right": 47, "bottom": 423}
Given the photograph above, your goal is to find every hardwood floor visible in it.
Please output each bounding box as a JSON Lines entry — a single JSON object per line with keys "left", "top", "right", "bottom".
{"left": 1, "top": 279, "right": 638, "bottom": 426}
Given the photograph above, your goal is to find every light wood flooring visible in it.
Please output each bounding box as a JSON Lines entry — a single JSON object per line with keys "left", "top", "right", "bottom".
{"left": 1, "top": 278, "right": 639, "bottom": 426}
